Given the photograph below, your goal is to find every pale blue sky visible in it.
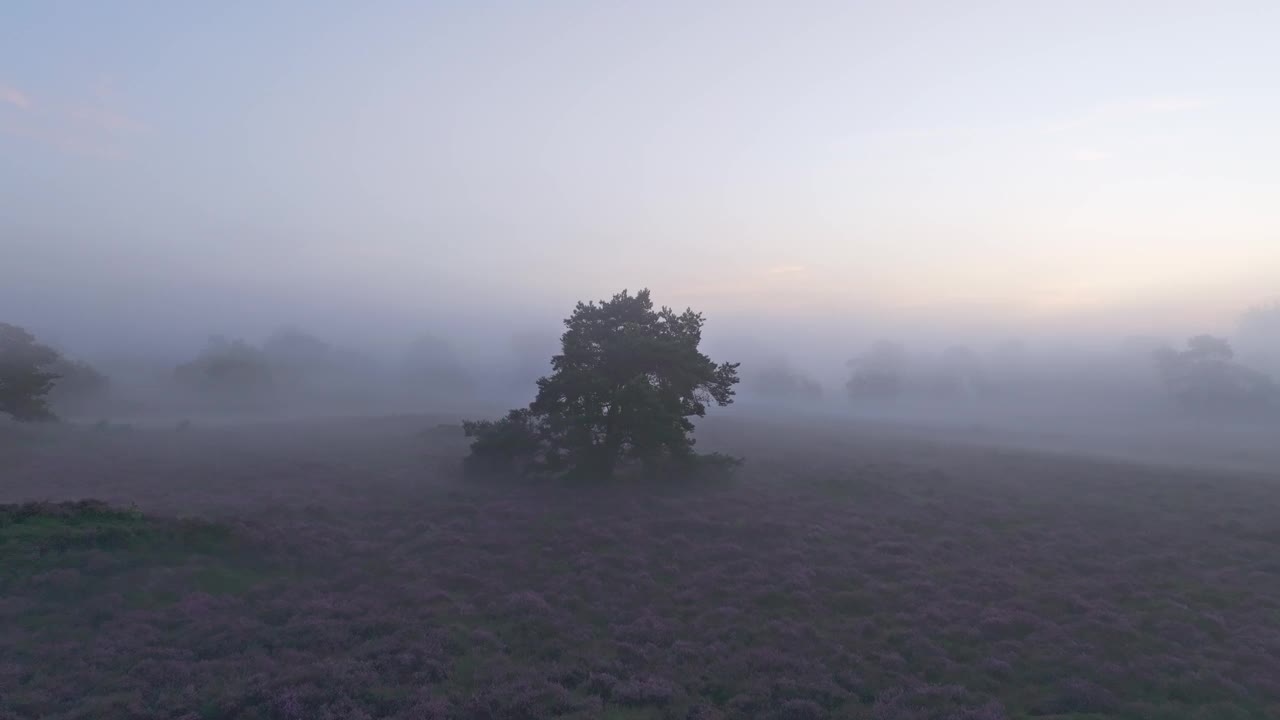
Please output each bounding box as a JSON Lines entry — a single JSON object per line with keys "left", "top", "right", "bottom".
{"left": 2, "top": 1, "right": 1278, "bottom": 354}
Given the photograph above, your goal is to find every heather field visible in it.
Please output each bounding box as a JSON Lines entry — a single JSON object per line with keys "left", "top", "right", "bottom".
{"left": 2, "top": 415, "right": 1279, "bottom": 720}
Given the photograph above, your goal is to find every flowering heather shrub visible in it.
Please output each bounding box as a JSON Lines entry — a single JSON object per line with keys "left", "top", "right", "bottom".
{"left": 871, "top": 685, "right": 1008, "bottom": 720}
{"left": 774, "top": 698, "right": 826, "bottom": 720}
{"left": 460, "top": 678, "right": 595, "bottom": 719}
{"left": 1041, "top": 677, "right": 1120, "bottom": 714}
{"left": 612, "top": 674, "right": 678, "bottom": 706}
{"left": 686, "top": 702, "right": 727, "bottom": 720}
{"left": 3, "top": 419, "right": 1280, "bottom": 718}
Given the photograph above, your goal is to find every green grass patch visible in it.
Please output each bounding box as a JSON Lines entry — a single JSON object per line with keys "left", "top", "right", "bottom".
{"left": 0, "top": 500, "right": 232, "bottom": 556}
{"left": 0, "top": 500, "right": 272, "bottom": 611}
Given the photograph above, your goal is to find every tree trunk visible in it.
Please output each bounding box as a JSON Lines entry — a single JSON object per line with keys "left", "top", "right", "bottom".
{"left": 600, "top": 400, "right": 623, "bottom": 477}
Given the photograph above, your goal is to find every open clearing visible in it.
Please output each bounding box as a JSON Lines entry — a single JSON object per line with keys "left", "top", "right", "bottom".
{"left": 2, "top": 415, "right": 1279, "bottom": 720}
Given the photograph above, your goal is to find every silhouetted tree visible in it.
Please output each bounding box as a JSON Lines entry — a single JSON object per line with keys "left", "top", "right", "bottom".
{"left": 464, "top": 289, "right": 741, "bottom": 479}
{"left": 1155, "top": 335, "right": 1278, "bottom": 417}
{"left": 846, "top": 340, "right": 907, "bottom": 402}
{"left": 0, "top": 323, "right": 61, "bottom": 421}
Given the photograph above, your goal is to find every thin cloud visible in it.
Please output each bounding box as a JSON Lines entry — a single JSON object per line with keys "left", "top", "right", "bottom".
{"left": 0, "top": 83, "right": 31, "bottom": 110}
{"left": 0, "top": 77, "right": 146, "bottom": 159}
{"left": 69, "top": 106, "right": 146, "bottom": 134}
{"left": 766, "top": 264, "right": 807, "bottom": 275}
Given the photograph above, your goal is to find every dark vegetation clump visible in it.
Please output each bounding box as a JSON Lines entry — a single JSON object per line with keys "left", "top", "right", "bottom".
{"left": 464, "top": 289, "right": 741, "bottom": 480}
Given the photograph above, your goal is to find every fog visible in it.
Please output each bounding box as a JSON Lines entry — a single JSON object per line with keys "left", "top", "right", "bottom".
{"left": 4, "top": 1, "right": 1280, "bottom": 466}
{"left": 4, "top": 293, "right": 1276, "bottom": 472}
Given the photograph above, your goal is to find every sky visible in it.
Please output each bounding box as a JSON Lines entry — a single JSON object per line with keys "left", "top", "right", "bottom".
{"left": 2, "top": 1, "right": 1278, "bottom": 359}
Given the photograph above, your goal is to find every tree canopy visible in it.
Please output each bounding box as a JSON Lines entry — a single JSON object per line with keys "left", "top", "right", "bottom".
{"left": 0, "top": 323, "right": 62, "bottom": 421}
{"left": 464, "top": 289, "right": 740, "bottom": 479}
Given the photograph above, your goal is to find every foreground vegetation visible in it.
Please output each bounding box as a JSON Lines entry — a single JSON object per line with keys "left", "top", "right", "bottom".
{"left": 2, "top": 418, "right": 1278, "bottom": 719}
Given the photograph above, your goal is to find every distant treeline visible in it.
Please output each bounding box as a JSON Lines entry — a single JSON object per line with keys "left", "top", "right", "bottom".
{"left": 4, "top": 301, "right": 1280, "bottom": 423}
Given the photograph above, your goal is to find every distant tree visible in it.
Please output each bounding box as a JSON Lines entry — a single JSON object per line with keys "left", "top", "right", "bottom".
{"left": 917, "top": 345, "right": 981, "bottom": 399}
{"left": 1121, "top": 334, "right": 1170, "bottom": 358}
{"left": 464, "top": 289, "right": 741, "bottom": 479}
{"left": 1238, "top": 301, "right": 1280, "bottom": 373}
{"left": 846, "top": 340, "right": 907, "bottom": 402}
{"left": 402, "top": 333, "right": 472, "bottom": 399}
{"left": 507, "top": 331, "right": 557, "bottom": 393}
{"left": 1185, "top": 334, "right": 1233, "bottom": 362}
{"left": 981, "top": 338, "right": 1030, "bottom": 397}
{"left": 262, "top": 326, "right": 331, "bottom": 371}
{"left": 260, "top": 326, "right": 335, "bottom": 402}
{"left": 48, "top": 357, "right": 110, "bottom": 416}
{"left": 751, "top": 361, "right": 823, "bottom": 403}
{"left": 946, "top": 345, "right": 1001, "bottom": 399}
{"left": 1155, "top": 335, "right": 1278, "bottom": 417}
{"left": 174, "top": 336, "right": 274, "bottom": 404}
{"left": 0, "top": 323, "right": 62, "bottom": 421}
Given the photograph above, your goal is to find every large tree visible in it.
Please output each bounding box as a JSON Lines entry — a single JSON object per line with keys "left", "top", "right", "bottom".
{"left": 0, "top": 323, "right": 62, "bottom": 421}
{"left": 464, "top": 289, "right": 740, "bottom": 478}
